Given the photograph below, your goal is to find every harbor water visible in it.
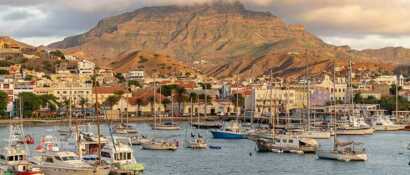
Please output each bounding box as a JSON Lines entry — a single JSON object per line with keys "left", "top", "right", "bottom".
{"left": 1, "top": 123, "right": 410, "bottom": 175}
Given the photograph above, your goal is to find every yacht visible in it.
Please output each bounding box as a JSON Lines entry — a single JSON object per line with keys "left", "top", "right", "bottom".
{"left": 370, "top": 115, "right": 405, "bottom": 131}
{"left": 33, "top": 151, "right": 110, "bottom": 175}
{"left": 317, "top": 141, "right": 368, "bottom": 161}
{"left": 101, "top": 137, "right": 144, "bottom": 175}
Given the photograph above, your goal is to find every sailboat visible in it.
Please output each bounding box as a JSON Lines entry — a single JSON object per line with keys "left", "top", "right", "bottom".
{"left": 185, "top": 97, "right": 208, "bottom": 149}
{"left": 151, "top": 81, "right": 180, "bottom": 130}
{"left": 58, "top": 81, "right": 74, "bottom": 137}
{"left": 299, "top": 59, "right": 330, "bottom": 139}
{"left": 335, "top": 56, "right": 374, "bottom": 135}
{"left": 210, "top": 77, "right": 248, "bottom": 139}
{"left": 317, "top": 61, "right": 368, "bottom": 162}
{"left": 255, "top": 78, "right": 318, "bottom": 154}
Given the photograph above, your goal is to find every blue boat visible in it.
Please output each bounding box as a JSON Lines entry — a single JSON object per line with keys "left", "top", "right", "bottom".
{"left": 210, "top": 121, "right": 247, "bottom": 139}
{"left": 210, "top": 130, "right": 247, "bottom": 139}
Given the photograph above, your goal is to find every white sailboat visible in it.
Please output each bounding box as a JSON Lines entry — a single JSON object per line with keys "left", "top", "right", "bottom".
{"left": 336, "top": 57, "right": 374, "bottom": 135}
{"left": 317, "top": 61, "right": 368, "bottom": 162}
{"left": 151, "top": 80, "right": 180, "bottom": 130}
{"left": 185, "top": 97, "right": 208, "bottom": 149}
{"left": 255, "top": 76, "right": 318, "bottom": 154}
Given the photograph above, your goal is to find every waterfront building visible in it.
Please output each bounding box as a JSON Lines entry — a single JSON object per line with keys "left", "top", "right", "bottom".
{"left": 373, "top": 74, "right": 404, "bottom": 86}
{"left": 244, "top": 85, "right": 307, "bottom": 115}
{"left": 313, "top": 74, "right": 347, "bottom": 102}
{"left": 126, "top": 69, "right": 144, "bottom": 82}
{"left": 77, "top": 59, "right": 95, "bottom": 75}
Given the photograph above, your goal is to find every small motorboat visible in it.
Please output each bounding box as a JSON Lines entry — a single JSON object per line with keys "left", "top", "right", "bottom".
{"left": 209, "top": 145, "right": 222, "bottom": 150}
{"left": 141, "top": 139, "right": 178, "bottom": 151}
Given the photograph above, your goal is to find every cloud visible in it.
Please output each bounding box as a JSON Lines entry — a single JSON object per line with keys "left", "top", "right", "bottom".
{"left": 1, "top": 0, "right": 410, "bottom": 49}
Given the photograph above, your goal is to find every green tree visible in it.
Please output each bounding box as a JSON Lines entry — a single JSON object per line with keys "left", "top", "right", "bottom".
{"left": 17, "top": 92, "right": 42, "bottom": 117}
{"left": 114, "top": 73, "right": 126, "bottom": 83}
{"left": 128, "top": 80, "right": 142, "bottom": 88}
{"left": 0, "top": 91, "right": 8, "bottom": 116}
{"left": 103, "top": 95, "right": 121, "bottom": 109}
{"left": 49, "top": 50, "right": 65, "bottom": 58}
{"left": 135, "top": 98, "right": 145, "bottom": 117}
{"left": 389, "top": 84, "right": 402, "bottom": 96}
{"left": 148, "top": 96, "right": 155, "bottom": 115}
{"left": 79, "top": 97, "right": 88, "bottom": 117}
{"left": 174, "top": 86, "right": 187, "bottom": 114}
{"left": 161, "top": 98, "right": 171, "bottom": 113}
{"left": 38, "top": 94, "right": 59, "bottom": 111}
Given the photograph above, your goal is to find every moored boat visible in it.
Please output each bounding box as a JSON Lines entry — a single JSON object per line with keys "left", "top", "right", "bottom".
{"left": 210, "top": 121, "right": 247, "bottom": 139}
{"left": 141, "top": 139, "right": 178, "bottom": 151}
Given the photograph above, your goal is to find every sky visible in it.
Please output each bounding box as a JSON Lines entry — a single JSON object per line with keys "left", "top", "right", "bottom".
{"left": 1, "top": 0, "right": 410, "bottom": 50}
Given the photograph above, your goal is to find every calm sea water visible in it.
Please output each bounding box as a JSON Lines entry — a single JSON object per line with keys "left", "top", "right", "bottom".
{"left": 1, "top": 123, "right": 410, "bottom": 175}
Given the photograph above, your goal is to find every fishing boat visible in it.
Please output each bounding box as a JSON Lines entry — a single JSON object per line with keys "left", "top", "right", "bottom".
{"left": 33, "top": 151, "right": 110, "bottom": 175}
{"left": 0, "top": 124, "right": 44, "bottom": 175}
{"left": 210, "top": 121, "right": 248, "bottom": 139}
{"left": 317, "top": 61, "right": 368, "bottom": 162}
{"left": 141, "top": 139, "right": 178, "bottom": 151}
{"left": 101, "top": 137, "right": 144, "bottom": 175}
{"left": 0, "top": 146, "right": 44, "bottom": 175}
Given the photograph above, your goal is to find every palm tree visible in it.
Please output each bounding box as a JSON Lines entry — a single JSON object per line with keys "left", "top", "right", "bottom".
{"left": 135, "top": 98, "right": 144, "bottom": 117}
{"left": 148, "top": 96, "right": 155, "bottom": 115}
{"left": 175, "top": 86, "right": 187, "bottom": 115}
{"left": 161, "top": 98, "right": 171, "bottom": 114}
{"left": 189, "top": 92, "right": 198, "bottom": 116}
{"left": 79, "top": 97, "right": 88, "bottom": 118}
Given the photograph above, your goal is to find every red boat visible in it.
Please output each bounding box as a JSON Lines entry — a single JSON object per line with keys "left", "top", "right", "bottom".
{"left": 18, "top": 135, "right": 35, "bottom": 145}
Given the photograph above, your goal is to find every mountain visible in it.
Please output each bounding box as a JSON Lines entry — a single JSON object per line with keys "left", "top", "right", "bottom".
{"left": 0, "top": 36, "right": 32, "bottom": 49}
{"left": 111, "top": 50, "right": 200, "bottom": 77}
{"left": 49, "top": 1, "right": 409, "bottom": 79}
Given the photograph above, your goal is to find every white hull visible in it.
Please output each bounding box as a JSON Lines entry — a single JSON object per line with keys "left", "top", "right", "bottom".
{"left": 374, "top": 125, "right": 405, "bottom": 131}
{"left": 317, "top": 150, "right": 368, "bottom": 161}
{"left": 152, "top": 126, "right": 180, "bottom": 131}
{"left": 300, "top": 131, "right": 331, "bottom": 139}
{"left": 141, "top": 143, "right": 177, "bottom": 151}
{"left": 336, "top": 128, "right": 374, "bottom": 135}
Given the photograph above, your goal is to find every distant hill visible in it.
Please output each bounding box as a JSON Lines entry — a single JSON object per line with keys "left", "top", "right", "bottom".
{"left": 111, "top": 50, "right": 199, "bottom": 77}
{"left": 49, "top": 1, "right": 410, "bottom": 79}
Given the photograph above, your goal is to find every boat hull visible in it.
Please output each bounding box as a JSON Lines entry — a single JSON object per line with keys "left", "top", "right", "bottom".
{"left": 152, "top": 126, "right": 180, "bottom": 131}
{"left": 141, "top": 143, "right": 177, "bottom": 151}
{"left": 374, "top": 125, "right": 405, "bottom": 131}
{"left": 191, "top": 122, "right": 222, "bottom": 129}
{"left": 301, "top": 131, "right": 331, "bottom": 139}
{"left": 336, "top": 128, "right": 374, "bottom": 135}
{"left": 210, "top": 130, "right": 247, "bottom": 139}
{"left": 40, "top": 166, "right": 110, "bottom": 175}
{"left": 317, "top": 150, "right": 368, "bottom": 161}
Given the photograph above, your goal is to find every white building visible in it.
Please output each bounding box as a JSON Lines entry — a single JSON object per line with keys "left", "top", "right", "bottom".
{"left": 78, "top": 60, "right": 95, "bottom": 75}
{"left": 244, "top": 86, "right": 307, "bottom": 115}
{"left": 373, "top": 75, "right": 404, "bottom": 86}
{"left": 126, "top": 70, "right": 144, "bottom": 81}
{"left": 313, "top": 74, "right": 347, "bottom": 102}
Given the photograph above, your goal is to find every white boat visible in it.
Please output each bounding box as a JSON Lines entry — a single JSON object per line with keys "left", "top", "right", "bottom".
{"left": 184, "top": 133, "right": 207, "bottom": 149}
{"left": 337, "top": 116, "right": 374, "bottom": 135}
{"left": 129, "top": 134, "right": 150, "bottom": 145}
{"left": 152, "top": 121, "right": 181, "bottom": 130}
{"left": 141, "top": 139, "right": 178, "bottom": 151}
{"left": 317, "top": 141, "right": 368, "bottom": 161}
{"left": 33, "top": 151, "right": 110, "bottom": 175}
{"left": 371, "top": 116, "right": 405, "bottom": 131}
{"left": 0, "top": 131, "right": 45, "bottom": 175}
{"left": 113, "top": 124, "right": 139, "bottom": 135}
{"left": 317, "top": 60, "right": 368, "bottom": 162}
{"left": 256, "top": 134, "right": 319, "bottom": 153}
{"left": 101, "top": 136, "right": 144, "bottom": 175}
{"left": 35, "top": 135, "right": 60, "bottom": 153}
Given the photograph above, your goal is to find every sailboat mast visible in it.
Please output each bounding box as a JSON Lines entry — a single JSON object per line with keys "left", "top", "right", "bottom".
{"left": 153, "top": 76, "right": 157, "bottom": 127}
{"left": 93, "top": 70, "right": 101, "bottom": 165}
{"left": 332, "top": 62, "right": 337, "bottom": 150}
{"left": 69, "top": 81, "right": 72, "bottom": 131}
{"left": 395, "top": 74, "right": 399, "bottom": 118}
{"left": 236, "top": 74, "right": 239, "bottom": 122}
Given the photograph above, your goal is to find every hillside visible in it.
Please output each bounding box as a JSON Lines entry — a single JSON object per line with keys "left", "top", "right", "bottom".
{"left": 49, "top": 1, "right": 408, "bottom": 79}
{"left": 111, "top": 50, "right": 199, "bottom": 77}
